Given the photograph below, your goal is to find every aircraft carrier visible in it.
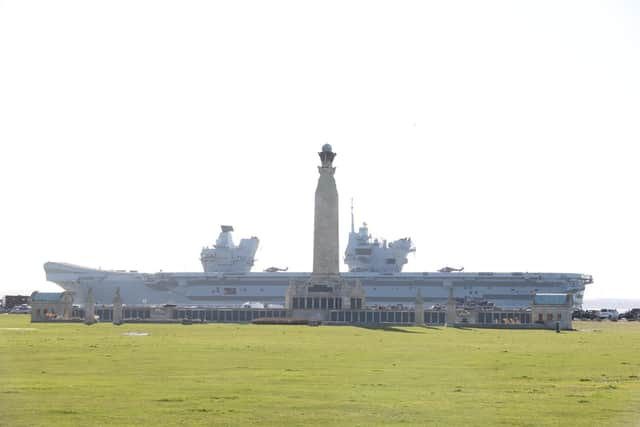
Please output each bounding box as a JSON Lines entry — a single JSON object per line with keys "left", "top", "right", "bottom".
{"left": 44, "top": 218, "right": 592, "bottom": 309}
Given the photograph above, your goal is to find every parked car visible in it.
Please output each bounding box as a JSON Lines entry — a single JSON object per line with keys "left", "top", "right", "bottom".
{"left": 620, "top": 308, "right": 640, "bottom": 321}
{"left": 572, "top": 309, "right": 599, "bottom": 320}
{"left": 598, "top": 308, "right": 619, "bottom": 320}
{"left": 9, "top": 304, "right": 31, "bottom": 314}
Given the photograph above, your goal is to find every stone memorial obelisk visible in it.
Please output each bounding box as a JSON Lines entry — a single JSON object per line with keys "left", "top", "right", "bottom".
{"left": 112, "top": 287, "right": 123, "bottom": 325}
{"left": 444, "top": 280, "right": 457, "bottom": 327}
{"left": 286, "top": 145, "right": 365, "bottom": 320}
{"left": 312, "top": 144, "right": 340, "bottom": 279}
{"left": 84, "top": 288, "right": 96, "bottom": 325}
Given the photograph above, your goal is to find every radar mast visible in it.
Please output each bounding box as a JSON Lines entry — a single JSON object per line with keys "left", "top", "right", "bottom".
{"left": 350, "top": 198, "right": 355, "bottom": 233}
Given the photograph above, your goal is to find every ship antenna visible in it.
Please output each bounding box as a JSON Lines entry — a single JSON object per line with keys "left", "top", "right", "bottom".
{"left": 350, "top": 197, "right": 355, "bottom": 233}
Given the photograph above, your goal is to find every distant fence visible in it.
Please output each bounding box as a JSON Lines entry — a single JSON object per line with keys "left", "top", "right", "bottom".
{"left": 60, "top": 306, "right": 534, "bottom": 327}
{"left": 329, "top": 310, "right": 446, "bottom": 325}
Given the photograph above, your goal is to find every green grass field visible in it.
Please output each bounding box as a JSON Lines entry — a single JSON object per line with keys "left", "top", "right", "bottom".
{"left": 1, "top": 315, "right": 639, "bottom": 426}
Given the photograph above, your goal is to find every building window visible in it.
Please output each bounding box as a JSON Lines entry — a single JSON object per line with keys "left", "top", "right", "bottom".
{"left": 547, "top": 313, "right": 553, "bottom": 321}
{"left": 557, "top": 313, "right": 562, "bottom": 320}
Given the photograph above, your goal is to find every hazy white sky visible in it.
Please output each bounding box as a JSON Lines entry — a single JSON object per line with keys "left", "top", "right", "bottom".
{"left": 1, "top": 1, "right": 639, "bottom": 300}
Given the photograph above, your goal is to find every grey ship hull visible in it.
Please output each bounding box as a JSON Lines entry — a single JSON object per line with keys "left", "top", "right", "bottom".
{"left": 44, "top": 262, "right": 591, "bottom": 309}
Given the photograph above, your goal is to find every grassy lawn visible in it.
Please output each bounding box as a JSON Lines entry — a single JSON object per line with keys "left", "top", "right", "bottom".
{"left": 1, "top": 315, "right": 639, "bottom": 426}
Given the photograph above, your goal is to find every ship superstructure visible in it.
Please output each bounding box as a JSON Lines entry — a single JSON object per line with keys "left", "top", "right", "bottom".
{"left": 344, "top": 203, "right": 415, "bottom": 273}
{"left": 344, "top": 223, "right": 414, "bottom": 273}
{"left": 200, "top": 226, "right": 258, "bottom": 273}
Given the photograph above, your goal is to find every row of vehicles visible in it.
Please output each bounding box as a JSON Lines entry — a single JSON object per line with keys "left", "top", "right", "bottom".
{"left": 1, "top": 304, "right": 32, "bottom": 314}
{"left": 573, "top": 308, "right": 640, "bottom": 320}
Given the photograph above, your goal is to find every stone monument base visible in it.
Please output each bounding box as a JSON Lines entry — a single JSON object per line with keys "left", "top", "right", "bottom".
{"left": 285, "top": 276, "right": 365, "bottom": 321}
